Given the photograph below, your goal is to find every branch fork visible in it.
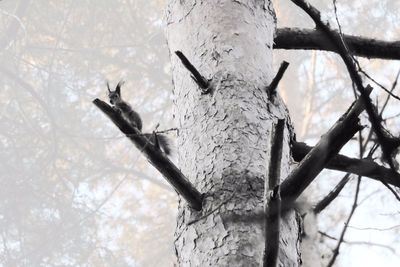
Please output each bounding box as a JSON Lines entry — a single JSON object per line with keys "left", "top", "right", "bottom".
{"left": 280, "top": 86, "right": 372, "bottom": 203}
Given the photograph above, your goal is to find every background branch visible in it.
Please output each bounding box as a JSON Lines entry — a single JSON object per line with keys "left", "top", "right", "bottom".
{"left": 318, "top": 231, "right": 397, "bottom": 255}
{"left": 327, "top": 176, "right": 362, "bottom": 267}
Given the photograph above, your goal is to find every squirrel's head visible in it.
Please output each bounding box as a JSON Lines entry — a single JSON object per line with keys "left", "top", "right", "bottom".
{"left": 107, "top": 80, "right": 124, "bottom": 105}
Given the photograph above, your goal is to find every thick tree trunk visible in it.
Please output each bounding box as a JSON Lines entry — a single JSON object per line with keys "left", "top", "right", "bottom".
{"left": 166, "top": 1, "right": 301, "bottom": 266}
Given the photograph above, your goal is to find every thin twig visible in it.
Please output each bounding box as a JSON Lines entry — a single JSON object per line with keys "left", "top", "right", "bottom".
{"left": 326, "top": 70, "right": 374, "bottom": 265}
{"left": 327, "top": 175, "right": 362, "bottom": 267}
{"left": 384, "top": 111, "right": 400, "bottom": 121}
{"left": 318, "top": 231, "right": 397, "bottom": 255}
{"left": 347, "top": 224, "right": 400, "bottom": 231}
{"left": 381, "top": 69, "right": 400, "bottom": 115}
{"left": 357, "top": 66, "right": 400, "bottom": 102}
{"left": 377, "top": 179, "right": 400, "bottom": 201}
{"left": 187, "top": 190, "right": 235, "bottom": 226}
{"left": 363, "top": 69, "right": 400, "bottom": 149}
{"left": 333, "top": 0, "right": 400, "bottom": 102}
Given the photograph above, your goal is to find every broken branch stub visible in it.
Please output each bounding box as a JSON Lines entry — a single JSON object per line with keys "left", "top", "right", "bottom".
{"left": 175, "top": 50, "right": 210, "bottom": 93}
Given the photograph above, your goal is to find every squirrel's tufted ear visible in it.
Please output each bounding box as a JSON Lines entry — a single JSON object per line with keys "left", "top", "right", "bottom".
{"left": 106, "top": 81, "right": 112, "bottom": 93}
{"left": 115, "top": 80, "right": 125, "bottom": 95}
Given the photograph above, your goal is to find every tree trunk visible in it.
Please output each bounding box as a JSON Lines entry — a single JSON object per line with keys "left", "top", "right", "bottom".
{"left": 166, "top": 1, "right": 301, "bottom": 266}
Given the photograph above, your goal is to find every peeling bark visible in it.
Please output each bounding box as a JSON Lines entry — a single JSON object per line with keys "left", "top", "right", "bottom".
{"left": 165, "top": 1, "right": 301, "bottom": 266}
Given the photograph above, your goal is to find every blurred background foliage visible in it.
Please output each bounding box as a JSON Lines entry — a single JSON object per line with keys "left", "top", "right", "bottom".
{"left": 0, "top": 0, "right": 399, "bottom": 266}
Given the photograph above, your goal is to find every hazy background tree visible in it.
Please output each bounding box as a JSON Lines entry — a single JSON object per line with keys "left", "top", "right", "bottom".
{"left": 0, "top": 0, "right": 399, "bottom": 266}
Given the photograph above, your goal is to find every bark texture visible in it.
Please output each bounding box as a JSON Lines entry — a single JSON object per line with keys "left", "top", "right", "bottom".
{"left": 165, "top": 1, "right": 301, "bottom": 266}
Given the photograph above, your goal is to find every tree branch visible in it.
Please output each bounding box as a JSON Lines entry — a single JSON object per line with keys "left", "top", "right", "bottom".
{"left": 274, "top": 28, "right": 400, "bottom": 60}
{"left": 263, "top": 119, "right": 285, "bottom": 267}
{"left": 266, "top": 61, "right": 289, "bottom": 99}
{"left": 280, "top": 87, "right": 371, "bottom": 203}
{"left": 290, "top": 0, "right": 399, "bottom": 170}
{"left": 313, "top": 173, "right": 351, "bottom": 214}
{"left": 291, "top": 142, "right": 400, "bottom": 188}
{"left": 175, "top": 51, "right": 210, "bottom": 93}
{"left": 93, "top": 98, "right": 203, "bottom": 211}
{"left": 327, "top": 176, "right": 362, "bottom": 267}
{"left": 318, "top": 231, "right": 398, "bottom": 255}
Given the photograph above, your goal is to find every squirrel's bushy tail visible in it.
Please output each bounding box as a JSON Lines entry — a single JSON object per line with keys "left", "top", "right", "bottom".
{"left": 157, "top": 134, "right": 171, "bottom": 155}
{"left": 144, "top": 133, "right": 171, "bottom": 155}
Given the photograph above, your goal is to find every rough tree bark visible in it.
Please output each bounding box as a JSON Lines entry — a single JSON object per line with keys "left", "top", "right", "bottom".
{"left": 166, "top": 1, "right": 301, "bottom": 266}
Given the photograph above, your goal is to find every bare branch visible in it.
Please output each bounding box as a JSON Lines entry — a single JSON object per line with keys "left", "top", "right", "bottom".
{"left": 289, "top": 0, "right": 400, "bottom": 170}
{"left": 266, "top": 61, "right": 289, "bottom": 99}
{"left": 318, "top": 231, "right": 397, "bottom": 255}
{"left": 280, "top": 88, "right": 371, "bottom": 203}
{"left": 356, "top": 64, "right": 400, "bottom": 102}
{"left": 314, "top": 173, "right": 351, "bottom": 214}
{"left": 274, "top": 27, "right": 400, "bottom": 61}
{"left": 291, "top": 142, "right": 400, "bottom": 188}
{"left": 380, "top": 69, "right": 400, "bottom": 115}
{"left": 363, "top": 69, "right": 400, "bottom": 149}
{"left": 327, "top": 176, "right": 362, "bottom": 267}
{"left": 332, "top": 0, "right": 400, "bottom": 103}
{"left": 93, "top": 98, "right": 203, "bottom": 211}
{"left": 263, "top": 119, "right": 285, "bottom": 267}
{"left": 175, "top": 50, "right": 210, "bottom": 93}
{"left": 348, "top": 224, "right": 400, "bottom": 232}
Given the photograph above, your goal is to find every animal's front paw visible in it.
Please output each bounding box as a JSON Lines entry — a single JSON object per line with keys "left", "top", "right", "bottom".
{"left": 112, "top": 106, "right": 121, "bottom": 114}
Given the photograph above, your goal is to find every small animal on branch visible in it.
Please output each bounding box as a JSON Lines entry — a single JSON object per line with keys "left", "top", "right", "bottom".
{"left": 107, "top": 80, "right": 171, "bottom": 155}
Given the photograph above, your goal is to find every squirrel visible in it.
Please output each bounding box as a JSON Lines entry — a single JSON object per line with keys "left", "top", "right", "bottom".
{"left": 107, "top": 81, "right": 171, "bottom": 155}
